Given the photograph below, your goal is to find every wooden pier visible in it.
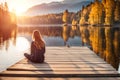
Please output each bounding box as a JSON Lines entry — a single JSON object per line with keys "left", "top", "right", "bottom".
{"left": 0, "top": 47, "right": 120, "bottom": 80}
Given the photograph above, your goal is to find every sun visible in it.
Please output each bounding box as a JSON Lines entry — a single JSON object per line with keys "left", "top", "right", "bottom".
{"left": 9, "top": 5, "right": 27, "bottom": 16}
{"left": 8, "top": 1, "right": 29, "bottom": 16}
{"left": 14, "top": 7, "right": 25, "bottom": 16}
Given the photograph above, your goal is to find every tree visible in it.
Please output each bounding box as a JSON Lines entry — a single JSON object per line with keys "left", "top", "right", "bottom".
{"left": 104, "top": 0, "right": 115, "bottom": 25}
{"left": 72, "top": 19, "right": 77, "bottom": 26}
{"left": 62, "top": 9, "right": 69, "bottom": 23}
{"left": 79, "top": 6, "right": 87, "bottom": 25}
{"left": 4, "top": 2, "right": 8, "bottom": 11}
{"left": 89, "top": 0, "right": 104, "bottom": 25}
{"left": 114, "top": 0, "right": 120, "bottom": 22}
{"left": 79, "top": 5, "right": 91, "bottom": 25}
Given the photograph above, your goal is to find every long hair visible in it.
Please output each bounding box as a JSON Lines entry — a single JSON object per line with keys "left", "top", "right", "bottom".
{"left": 32, "top": 30, "right": 45, "bottom": 49}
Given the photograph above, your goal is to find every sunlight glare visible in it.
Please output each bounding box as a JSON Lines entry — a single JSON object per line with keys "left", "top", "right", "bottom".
{"left": 16, "top": 37, "right": 30, "bottom": 52}
{"left": 7, "top": 0, "right": 64, "bottom": 16}
{"left": 8, "top": 0, "right": 29, "bottom": 16}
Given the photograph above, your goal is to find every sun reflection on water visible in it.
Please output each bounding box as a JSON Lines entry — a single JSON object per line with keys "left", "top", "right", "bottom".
{"left": 0, "top": 37, "right": 30, "bottom": 72}
{"left": 15, "top": 37, "right": 30, "bottom": 52}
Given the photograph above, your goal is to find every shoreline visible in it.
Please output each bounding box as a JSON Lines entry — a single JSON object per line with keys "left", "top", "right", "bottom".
{"left": 17, "top": 23, "right": 120, "bottom": 27}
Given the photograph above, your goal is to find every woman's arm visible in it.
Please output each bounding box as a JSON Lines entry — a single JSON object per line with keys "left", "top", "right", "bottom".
{"left": 31, "top": 41, "right": 36, "bottom": 55}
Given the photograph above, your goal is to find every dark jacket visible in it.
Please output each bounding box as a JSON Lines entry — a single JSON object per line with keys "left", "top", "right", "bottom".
{"left": 30, "top": 41, "right": 45, "bottom": 63}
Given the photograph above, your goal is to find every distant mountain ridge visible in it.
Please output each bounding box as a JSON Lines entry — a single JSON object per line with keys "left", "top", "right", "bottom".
{"left": 25, "top": 1, "right": 91, "bottom": 16}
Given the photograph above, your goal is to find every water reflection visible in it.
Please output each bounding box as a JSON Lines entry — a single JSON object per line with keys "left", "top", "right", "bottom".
{"left": 16, "top": 37, "right": 30, "bottom": 52}
{"left": 0, "top": 36, "right": 30, "bottom": 72}
{"left": 0, "top": 25, "right": 17, "bottom": 51}
{"left": 18, "top": 25, "right": 81, "bottom": 46}
{"left": 62, "top": 25, "right": 80, "bottom": 46}
{"left": 18, "top": 27, "right": 62, "bottom": 37}
{"left": 0, "top": 25, "right": 30, "bottom": 72}
{"left": 79, "top": 26, "right": 90, "bottom": 46}
{"left": 62, "top": 25, "right": 70, "bottom": 46}
{"left": 80, "top": 26, "right": 120, "bottom": 70}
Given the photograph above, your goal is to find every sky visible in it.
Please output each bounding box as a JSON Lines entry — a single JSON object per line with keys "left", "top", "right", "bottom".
{"left": 0, "top": 0, "right": 91, "bottom": 15}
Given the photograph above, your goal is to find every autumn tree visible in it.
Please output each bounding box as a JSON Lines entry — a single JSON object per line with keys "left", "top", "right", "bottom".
{"left": 114, "top": 0, "right": 120, "bottom": 22}
{"left": 72, "top": 19, "right": 77, "bottom": 26}
{"left": 79, "top": 5, "right": 90, "bottom": 25}
{"left": 62, "top": 9, "right": 69, "bottom": 24}
{"left": 4, "top": 2, "right": 8, "bottom": 11}
{"left": 89, "top": 0, "right": 104, "bottom": 25}
{"left": 102, "top": 0, "right": 106, "bottom": 6}
{"left": 0, "top": 2, "right": 17, "bottom": 29}
{"left": 104, "top": 0, "right": 115, "bottom": 25}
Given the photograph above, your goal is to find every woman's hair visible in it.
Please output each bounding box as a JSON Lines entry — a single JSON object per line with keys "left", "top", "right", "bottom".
{"left": 32, "top": 30, "right": 45, "bottom": 49}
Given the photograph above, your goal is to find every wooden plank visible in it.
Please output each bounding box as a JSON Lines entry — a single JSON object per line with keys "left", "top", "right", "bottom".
{"left": 9, "top": 63, "right": 113, "bottom": 68}
{"left": 17, "top": 61, "right": 106, "bottom": 64}
{"left": 9, "top": 65, "right": 114, "bottom": 69}
{"left": 45, "top": 55, "right": 100, "bottom": 57}
{"left": 46, "top": 50, "right": 94, "bottom": 52}
{"left": 45, "top": 59, "right": 103, "bottom": 62}
{"left": 0, "top": 71, "right": 119, "bottom": 77}
{"left": 45, "top": 58, "right": 103, "bottom": 60}
{"left": 46, "top": 47, "right": 89, "bottom": 49}
{"left": 2, "top": 70, "right": 118, "bottom": 74}
{"left": 0, "top": 77, "right": 120, "bottom": 80}
{"left": 19, "top": 58, "right": 105, "bottom": 62}
{"left": 20, "top": 61, "right": 107, "bottom": 63}
{"left": 44, "top": 59, "right": 104, "bottom": 61}
{"left": 46, "top": 49, "right": 92, "bottom": 51}
{"left": 7, "top": 67, "right": 116, "bottom": 71}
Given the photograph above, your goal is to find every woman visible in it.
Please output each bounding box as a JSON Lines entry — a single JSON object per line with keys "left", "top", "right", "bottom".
{"left": 24, "top": 30, "right": 45, "bottom": 63}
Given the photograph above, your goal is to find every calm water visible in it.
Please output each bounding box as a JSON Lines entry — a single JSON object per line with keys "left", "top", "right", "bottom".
{"left": 0, "top": 25, "right": 120, "bottom": 73}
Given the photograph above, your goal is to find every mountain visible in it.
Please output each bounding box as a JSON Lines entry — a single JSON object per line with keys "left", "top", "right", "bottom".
{"left": 25, "top": 1, "right": 91, "bottom": 16}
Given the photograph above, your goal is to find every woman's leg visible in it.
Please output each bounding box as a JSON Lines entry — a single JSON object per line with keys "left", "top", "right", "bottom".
{"left": 24, "top": 42, "right": 37, "bottom": 62}
{"left": 24, "top": 53, "right": 32, "bottom": 61}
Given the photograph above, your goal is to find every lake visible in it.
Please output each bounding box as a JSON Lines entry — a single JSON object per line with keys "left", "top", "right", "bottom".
{"left": 0, "top": 25, "right": 120, "bottom": 73}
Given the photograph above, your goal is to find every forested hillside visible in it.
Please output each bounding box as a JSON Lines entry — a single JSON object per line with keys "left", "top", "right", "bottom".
{"left": 79, "top": 0, "right": 120, "bottom": 26}
{"left": 0, "top": 2, "right": 17, "bottom": 33}
{"left": 18, "top": 12, "right": 77, "bottom": 25}
{"left": 18, "top": 0, "right": 120, "bottom": 26}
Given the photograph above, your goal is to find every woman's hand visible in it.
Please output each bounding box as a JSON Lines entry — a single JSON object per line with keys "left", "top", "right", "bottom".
{"left": 33, "top": 41, "right": 42, "bottom": 49}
